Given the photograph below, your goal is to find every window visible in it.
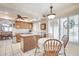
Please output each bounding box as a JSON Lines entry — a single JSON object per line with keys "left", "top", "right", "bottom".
{"left": 2, "top": 24, "right": 12, "bottom": 32}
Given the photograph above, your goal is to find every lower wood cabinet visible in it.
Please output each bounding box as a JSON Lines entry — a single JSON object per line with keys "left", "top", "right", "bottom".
{"left": 20, "top": 35, "right": 40, "bottom": 52}
{"left": 16, "top": 33, "right": 21, "bottom": 42}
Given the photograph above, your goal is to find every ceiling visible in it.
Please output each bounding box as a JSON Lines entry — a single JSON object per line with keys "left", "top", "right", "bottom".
{"left": 0, "top": 3, "right": 79, "bottom": 21}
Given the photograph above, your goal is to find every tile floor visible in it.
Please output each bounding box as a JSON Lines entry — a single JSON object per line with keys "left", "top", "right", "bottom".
{"left": 0, "top": 39, "right": 79, "bottom": 56}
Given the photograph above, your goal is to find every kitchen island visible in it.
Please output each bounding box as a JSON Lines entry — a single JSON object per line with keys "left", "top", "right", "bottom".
{"left": 20, "top": 34, "right": 40, "bottom": 52}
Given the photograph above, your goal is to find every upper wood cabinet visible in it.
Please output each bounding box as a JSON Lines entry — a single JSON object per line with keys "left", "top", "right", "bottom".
{"left": 15, "top": 21, "right": 33, "bottom": 29}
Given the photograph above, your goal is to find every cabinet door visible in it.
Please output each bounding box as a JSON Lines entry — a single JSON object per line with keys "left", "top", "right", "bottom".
{"left": 16, "top": 21, "right": 20, "bottom": 28}
{"left": 26, "top": 23, "right": 28, "bottom": 29}
{"left": 23, "top": 22, "right": 26, "bottom": 28}
{"left": 20, "top": 21, "right": 22, "bottom": 28}
{"left": 20, "top": 37, "right": 24, "bottom": 51}
{"left": 24, "top": 36, "right": 35, "bottom": 52}
{"left": 24, "top": 23, "right": 26, "bottom": 29}
{"left": 29, "top": 23, "right": 32, "bottom": 29}
{"left": 29, "top": 23, "right": 31, "bottom": 29}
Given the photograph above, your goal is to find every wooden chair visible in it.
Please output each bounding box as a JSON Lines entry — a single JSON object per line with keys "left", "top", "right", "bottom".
{"left": 61, "top": 35, "right": 69, "bottom": 56}
{"left": 43, "top": 39, "right": 62, "bottom": 56}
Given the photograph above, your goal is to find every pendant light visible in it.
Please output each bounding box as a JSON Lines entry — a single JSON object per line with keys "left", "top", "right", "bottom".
{"left": 47, "top": 4, "right": 56, "bottom": 19}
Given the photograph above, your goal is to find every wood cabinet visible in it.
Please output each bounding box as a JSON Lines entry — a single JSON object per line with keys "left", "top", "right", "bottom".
{"left": 20, "top": 35, "right": 40, "bottom": 52}
{"left": 15, "top": 21, "right": 33, "bottom": 29}
{"left": 16, "top": 33, "right": 21, "bottom": 42}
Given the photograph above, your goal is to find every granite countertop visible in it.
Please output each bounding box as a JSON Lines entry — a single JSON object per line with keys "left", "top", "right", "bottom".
{"left": 20, "top": 33, "right": 39, "bottom": 37}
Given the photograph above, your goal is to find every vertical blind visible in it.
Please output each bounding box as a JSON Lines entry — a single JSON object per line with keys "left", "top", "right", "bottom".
{"left": 49, "top": 14, "right": 79, "bottom": 43}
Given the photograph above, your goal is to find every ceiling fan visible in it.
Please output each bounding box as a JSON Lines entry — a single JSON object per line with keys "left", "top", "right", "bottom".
{"left": 16, "top": 14, "right": 28, "bottom": 20}
{"left": 15, "top": 14, "right": 33, "bottom": 22}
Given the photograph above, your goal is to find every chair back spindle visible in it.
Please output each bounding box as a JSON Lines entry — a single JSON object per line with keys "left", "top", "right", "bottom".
{"left": 43, "top": 39, "right": 62, "bottom": 56}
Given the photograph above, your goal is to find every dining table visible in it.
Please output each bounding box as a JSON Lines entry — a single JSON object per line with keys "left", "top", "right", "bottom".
{"left": 36, "top": 37, "right": 65, "bottom": 56}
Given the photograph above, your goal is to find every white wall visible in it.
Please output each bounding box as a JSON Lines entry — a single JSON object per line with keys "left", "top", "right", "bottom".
{"left": 47, "top": 20, "right": 54, "bottom": 38}
{"left": 33, "top": 22, "right": 41, "bottom": 34}
{"left": 48, "top": 20, "right": 52, "bottom": 34}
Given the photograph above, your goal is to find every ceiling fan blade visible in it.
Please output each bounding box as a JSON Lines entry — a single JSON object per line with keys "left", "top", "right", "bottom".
{"left": 17, "top": 14, "right": 22, "bottom": 18}
{"left": 20, "top": 17, "right": 24, "bottom": 20}
{"left": 23, "top": 17, "right": 28, "bottom": 18}
{"left": 17, "top": 14, "right": 24, "bottom": 20}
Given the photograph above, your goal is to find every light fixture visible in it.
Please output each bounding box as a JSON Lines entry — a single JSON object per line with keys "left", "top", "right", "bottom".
{"left": 47, "top": 4, "right": 56, "bottom": 19}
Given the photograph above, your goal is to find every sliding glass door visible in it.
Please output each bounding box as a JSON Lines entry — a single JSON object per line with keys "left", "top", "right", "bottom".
{"left": 68, "top": 15, "right": 78, "bottom": 43}
{"left": 51, "top": 14, "right": 79, "bottom": 43}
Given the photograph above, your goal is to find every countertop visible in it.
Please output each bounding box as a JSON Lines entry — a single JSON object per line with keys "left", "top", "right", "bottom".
{"left": 20, "top": 33, "right": 40, "bottom": 37}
